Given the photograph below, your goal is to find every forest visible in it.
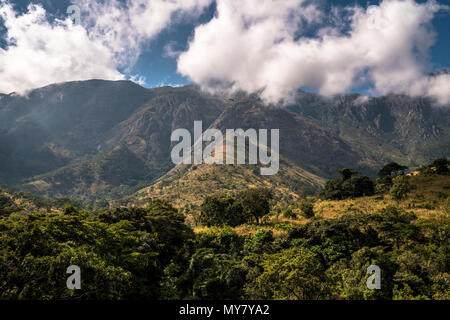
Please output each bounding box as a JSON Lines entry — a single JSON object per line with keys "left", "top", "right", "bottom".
{"left": 0, "top": 159, "right": 449, "bottom": 300}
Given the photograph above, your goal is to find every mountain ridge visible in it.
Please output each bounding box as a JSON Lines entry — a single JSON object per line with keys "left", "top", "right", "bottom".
{"left": 0, "top": 80, "right": 448, "bottom": 206}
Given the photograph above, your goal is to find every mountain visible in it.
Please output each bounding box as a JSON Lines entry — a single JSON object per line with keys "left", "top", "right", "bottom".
{"left": 209, "top": 96, "right": 361, "bottom": 178}
{"left": 21, "top": 145, "right": 156, "bottom": 202}
{"left": 0, "top": 80, "right": 448, "bottom": 205}
{"left": 126, "top": 93, "right": 449, "bottom": 207}
{"left": 287, "top": 92, "right": 450, "bottom": 170}
{"left": 0, "top": 80, "right": 153, "bottom": 183}
{"left": 104, "top": 85, "right": 226, "bottom": 170}
{"left": 0, "top": 81, "right": 229, "bottom": 203}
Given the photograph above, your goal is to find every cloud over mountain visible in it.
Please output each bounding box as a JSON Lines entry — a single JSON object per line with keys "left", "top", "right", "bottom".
{"left": 0, "top": 0, "right": 448, "bottom": 104}
{"left": 178, "top": 0, "right": 450, "bottom": 104}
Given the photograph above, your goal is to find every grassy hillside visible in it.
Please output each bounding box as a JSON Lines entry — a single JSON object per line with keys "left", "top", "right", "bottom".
{"left": 286, "top": 174, "right": 449, "bottom": 224}
{"left": 127, "top": 156, "right": 326, "bottom": 209}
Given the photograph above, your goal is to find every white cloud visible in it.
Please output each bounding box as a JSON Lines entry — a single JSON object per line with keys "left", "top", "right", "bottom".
{"left": 178, "top": 0, "right": 450, "bottom": 105}
{"left": 129, "top": 74, "right": 147, "bottom": 86}
{"left": 73, "top": 0, "right": 213, "bottom": 68}
{"left": 0, "top": 2, "right": 123, "bottom": 94}
{"left": 1, "top": 0, "right": 448, "bottom": 104}
{"left": 0, "top": 0, "right": 212, "bottom": 93}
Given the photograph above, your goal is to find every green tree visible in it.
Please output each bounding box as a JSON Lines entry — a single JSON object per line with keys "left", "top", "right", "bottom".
{"left": 432, "top": 159, "right": 449, "bottom": 175}
{"left": 375, "top": 176, "right": 393, "bottom": 194}
{"left": 198, "top": 196, "right": 247, "bottom": 227}
{"left": 0, "top": 211, "right": 147, "bottom": 299}
{"left": 327, "top": 247, "right": 396, "bottom": 300}
{"left": 196, "top": 227, "right": 243, "bottom": 255}
{"left": 320, "top": 175, "right": 374, "bottom": 200}
{"left": 236, "top": 188, "right": 273, "bottom": 224}
{"left": 244, "top": 229, "right": 275, "bottom": 254}
{"left": 184, "top": 248, "right": 247, "bottom": 299}
{"left": 246, "top": 247, "right": 329, "bottom": 300}
{"left": 342, "top": 176, "right": 375, "bottom": 198}
{"left": 431, "top": 273, "right": 450, "bottom": 300}
{"left": 376, "top": 206, "right": 419, "bottom": 249}
{"left": 379, "top": 163, "right": 408, "bottom": 177}
{"left": 99, "top": 200, "right": 195, "bottom": 267}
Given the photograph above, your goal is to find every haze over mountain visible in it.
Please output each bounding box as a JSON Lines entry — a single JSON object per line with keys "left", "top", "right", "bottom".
{"left": 0, "top": 80, "right": 448, "bottom": 206}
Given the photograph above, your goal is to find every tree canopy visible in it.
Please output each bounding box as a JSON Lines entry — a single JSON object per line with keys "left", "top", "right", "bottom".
{"left": 379, "top": 163, "right": 408, "bottom": 177}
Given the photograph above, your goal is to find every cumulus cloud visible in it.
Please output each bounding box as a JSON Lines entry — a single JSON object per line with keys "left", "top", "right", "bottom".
{"left": 0, "top": 2, "right": 123, "bottom": 94}
{"left": 0, "top": 0, "right": 212, "bottom": 93}
{"left": 1, "top": 0, "right": 448, "bottom": 103}
{"left": 178, "top": 0, "right": 450, "bottom": 105}
{"left": 73, "top": 0, "right": 213, "bottom": 68}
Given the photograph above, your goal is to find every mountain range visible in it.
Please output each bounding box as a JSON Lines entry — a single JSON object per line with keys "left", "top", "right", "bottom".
{"left": 0, "top": 80, "right": 448, "bottom": 207}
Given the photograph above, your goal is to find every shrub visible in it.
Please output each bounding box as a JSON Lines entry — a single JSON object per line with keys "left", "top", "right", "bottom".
{"left": 432, "top": 159, "right": 450, "bottom": 175}
{"left": 442, "top": 198, "right": 450, "bottom": 216}
{"left": 378, "top": 163, "right": 408, "bottom": 177}
{"left": 376, "top": 176, "right": 393, "bottom": 194}
{"left": 244, "top": 229, "right": 275, "bottom": 253}
{"left": 342, "top": 176, "right": 375, "bottom": 198}
{"left": 320, "top": 178, "right": 346, "bottom": 200}
{"left": 245, "top": 247, "right": 329, "bottom": 300}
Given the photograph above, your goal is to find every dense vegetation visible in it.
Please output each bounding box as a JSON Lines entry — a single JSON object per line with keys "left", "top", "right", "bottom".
{"left": 0, "top": 159, "right": 448, "bottom": 300}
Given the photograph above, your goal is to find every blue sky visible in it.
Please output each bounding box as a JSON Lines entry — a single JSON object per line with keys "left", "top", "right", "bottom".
{"left": 0, "top": 0, "right": 449, "bottom": 102}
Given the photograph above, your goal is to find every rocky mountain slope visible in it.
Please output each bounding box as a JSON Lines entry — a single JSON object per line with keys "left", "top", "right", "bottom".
{"left": 0, "top": 80, "right": 448, "bottom": 205}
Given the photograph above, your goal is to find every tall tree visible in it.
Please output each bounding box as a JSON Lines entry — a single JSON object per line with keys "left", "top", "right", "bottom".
{"left": 379, "top": 163, "right": 408, "bottom": 177}
{"left": 236, "top": 188, "right": 273, "bottom": 224}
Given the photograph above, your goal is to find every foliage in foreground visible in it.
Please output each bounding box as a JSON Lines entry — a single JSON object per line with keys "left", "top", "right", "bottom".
{"left": 0, "top": 200, "right": 194, "bottom": 299}
{"left": 0, "top": 201, "right": 448, "bottom": 300}
{"left": 0, "top": 159, "right": 448, "bottom": 300}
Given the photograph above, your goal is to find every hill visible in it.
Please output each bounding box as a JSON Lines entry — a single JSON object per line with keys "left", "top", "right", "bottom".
{"left": 129, "top": 157, "right": 326, "bottom": 209}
